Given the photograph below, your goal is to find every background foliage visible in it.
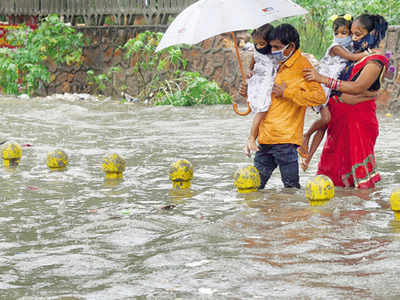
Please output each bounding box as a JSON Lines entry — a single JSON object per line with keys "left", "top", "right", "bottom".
{"left": 154, "top": 70, "right": 232, "bottom": 106}
{"left": 123, "top": 31, "right": 232, "bottom": 106}
{"left": 288, "top": 0, "right": 400, "bottom": 58}
{"left": 0, "top": 14, "right": 84, "bottom": 95}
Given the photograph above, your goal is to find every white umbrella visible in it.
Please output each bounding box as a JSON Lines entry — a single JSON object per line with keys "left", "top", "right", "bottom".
{"left": 156, "top": 0, "right": 308, "bottom": 115}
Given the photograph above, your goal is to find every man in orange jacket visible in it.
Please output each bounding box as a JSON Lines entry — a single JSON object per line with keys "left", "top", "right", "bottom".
{"left": 242, "top": 24, "right": 326, "bottom": 189}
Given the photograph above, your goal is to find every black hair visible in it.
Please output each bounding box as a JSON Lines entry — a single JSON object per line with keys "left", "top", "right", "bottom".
{"left": 333, "top": 15, "right": 353, "bottom": 34}
{"left": 251, "top": 23, "right": 274, "bottom": 42}
{"left": 268, "top": 23, "right": 300, "bottom": 50}
{"left": 356, "top": 14, "right": 387, "bottom": 33}
{"left": 355, "top": 14, "right": 388, "bottom": 47}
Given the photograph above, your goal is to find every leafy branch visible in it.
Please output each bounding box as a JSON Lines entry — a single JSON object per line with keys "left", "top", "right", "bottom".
{"left": 0, "top": 14, "right": 85, "bottom": 95}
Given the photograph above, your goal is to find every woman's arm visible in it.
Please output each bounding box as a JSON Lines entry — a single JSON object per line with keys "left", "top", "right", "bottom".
{"left": 303, "top": 61, "right": 383, "bottom": 95}
{"left": 340, "top": 91, "right": 378, "bottom": 105}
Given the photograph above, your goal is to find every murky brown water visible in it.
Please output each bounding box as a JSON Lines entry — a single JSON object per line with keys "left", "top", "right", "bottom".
{"left": 0, "top": 95, "right": 399, "bottom": 299}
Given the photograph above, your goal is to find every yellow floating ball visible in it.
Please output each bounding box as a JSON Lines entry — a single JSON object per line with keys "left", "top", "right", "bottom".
{"left": 390, "top": 189, "right": 400, "bottom": 221}
{"left": 169, "top": 159, "right": 193, "bottom": 189}
{"left": 390, "top": 188, "right": 400, "bottom": 214}
{"left": 309, "top": 199, "right": 330, "bottom": 207}
{"left": 46, "top": 149, "right": 68, "bottom": 169}
{"left": 2, "top": 142, "right": 22, "bottom": 167}
{"left": 233, "top": 165, "right": 260, "bottom": 193}
{"left": 385, "top": 113, "right": 393, "bottom": 117}
{"left": 102, "top": 153, "right": 126, "bottom": 179}
{"left": 305, "top": 175, "right": 334, "bottom": 202}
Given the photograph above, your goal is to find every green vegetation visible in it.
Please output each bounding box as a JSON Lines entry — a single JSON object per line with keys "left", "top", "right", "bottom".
{"left": 123, "top": 31, "right": 231, "bottom": 106}
{"left": 87, "top": 67, "right": 120, "bottom": 95}
{"left": 0, "top": 14, "right": 84, "bottom": 95}
{"left": 123, "top": 31, "right": 187, "bottom": 99}
{"left": 288, "top": 0, "right": 400, "bottom": 58}
{"left": 154, "top": 71, "right": 231, "bottom": 106}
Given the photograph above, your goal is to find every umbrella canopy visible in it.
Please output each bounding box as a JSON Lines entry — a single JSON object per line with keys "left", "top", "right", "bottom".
{"left": 156, "top": 0, "right": 308, "bottom": 52}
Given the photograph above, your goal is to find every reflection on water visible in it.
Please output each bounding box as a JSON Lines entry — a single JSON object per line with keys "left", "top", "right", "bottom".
{"left": 0, "top": 96, "right": 400, "bottom": 299}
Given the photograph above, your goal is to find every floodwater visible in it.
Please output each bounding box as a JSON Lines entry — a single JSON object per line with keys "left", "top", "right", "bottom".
{"left": 0, "top": 94, "right": 400, "bottom": 299}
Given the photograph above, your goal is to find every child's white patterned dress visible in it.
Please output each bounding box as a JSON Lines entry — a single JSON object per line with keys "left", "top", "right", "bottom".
{"left": 315, "top": 41, "right": 352, "bottom": 111}
{"left": 247, "top": 45, "right": 277, "bottom": 113}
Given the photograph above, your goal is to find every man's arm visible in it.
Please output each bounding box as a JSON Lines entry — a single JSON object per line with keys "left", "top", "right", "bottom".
{"left": 274, "top": 79, "right": 326, "bottom": 107}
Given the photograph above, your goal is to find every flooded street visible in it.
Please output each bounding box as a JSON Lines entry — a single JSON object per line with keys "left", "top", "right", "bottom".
{"left": 0, "top": 95, "right": 400, "bottom": 299}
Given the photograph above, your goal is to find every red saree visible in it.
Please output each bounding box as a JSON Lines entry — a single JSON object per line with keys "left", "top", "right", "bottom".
{"left": 317, "top": 54, "right": 389, "bottom": 189}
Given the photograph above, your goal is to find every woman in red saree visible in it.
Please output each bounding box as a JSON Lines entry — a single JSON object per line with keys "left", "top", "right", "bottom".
{"left": 304, "top": 14, "right": 389, "bottom": 189}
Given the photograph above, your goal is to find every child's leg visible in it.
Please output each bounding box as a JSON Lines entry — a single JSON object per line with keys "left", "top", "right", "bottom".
{"left": 245, "top": 111, "right": 266, "bottom": 157}
{"left": 301, "top": 126, "right": 327, "bottom": 171}
{"left": 309, "top": 126, "right": 327, "bottom": 160}
{"left": 301, "top": 106, "right": 331, "bottom": 157}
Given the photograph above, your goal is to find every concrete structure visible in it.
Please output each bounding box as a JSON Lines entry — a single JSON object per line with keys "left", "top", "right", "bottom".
{"left": 381, "top": 25, "right": 400, "bottom": 111}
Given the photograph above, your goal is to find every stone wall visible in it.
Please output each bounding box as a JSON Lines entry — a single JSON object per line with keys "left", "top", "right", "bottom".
{"left": 381, "top": 25, "right": 400, "bottom": 111}
{"left": 44, "top": 25, "right": 168, "bottom": 95}
{"left": 46, "top": 25, "right": 400, "bottom": 109}
{"left": 44, "top": 26, "right": 248, "bottom": 103}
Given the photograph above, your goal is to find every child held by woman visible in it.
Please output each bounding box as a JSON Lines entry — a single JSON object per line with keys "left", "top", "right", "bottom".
{"left": 300, "top": 14, "right": 371, "bottom": 171}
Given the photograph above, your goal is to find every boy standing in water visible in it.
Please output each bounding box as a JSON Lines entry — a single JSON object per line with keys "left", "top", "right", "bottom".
{"left": 241, "top": 24, "right": 326, "bottom": 189}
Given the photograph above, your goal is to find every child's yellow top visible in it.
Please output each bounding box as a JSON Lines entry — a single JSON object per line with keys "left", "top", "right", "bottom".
{"left": 258, "top": 49, "right": 326, "bottom": 146}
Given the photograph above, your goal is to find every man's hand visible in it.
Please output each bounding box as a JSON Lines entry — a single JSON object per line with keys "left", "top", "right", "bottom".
{"left": 244, "top": 137, "right": 259, "bottom": 157}
{"left": 239, "top": 81, "right": 248, "bottom": 97}
{"left": 272, "top": 82, "right": 287, "bottom": 98}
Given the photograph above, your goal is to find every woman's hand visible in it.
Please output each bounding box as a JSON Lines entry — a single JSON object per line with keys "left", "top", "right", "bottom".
{"left": 303, "top": 68, "right": 323, "bottom": 83}
{"left": 239, "top": 81, "right": 248, "bottom": 97}
{"left": 272, "top": 82, "right": 287, "bottom": 98}
{"left": 370, "top": 48, "right": 385, "bottom": 56}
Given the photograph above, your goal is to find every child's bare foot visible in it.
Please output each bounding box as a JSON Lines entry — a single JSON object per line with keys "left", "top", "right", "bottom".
{"left": 300, "top": 157, "right": 311, "bottom": 172}
{"left": 297, "top": 145, "right": 309, "bottom": 159}
{"left": 298, "top": 135, "right": 310, "bottom": 158}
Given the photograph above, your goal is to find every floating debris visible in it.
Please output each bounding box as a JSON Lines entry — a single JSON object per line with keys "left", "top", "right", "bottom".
{"left": 27, "top": 186, "right": 40, "bottom": 191}
{"left": 121, "top": 92, "right": 139, "bottom": 103}
{"left": 161, "top": 204, "right": 176, "bottom": 211}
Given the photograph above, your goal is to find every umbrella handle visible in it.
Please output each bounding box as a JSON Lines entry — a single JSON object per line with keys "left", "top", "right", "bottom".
{"left": 233, "top": 101, "right": 251, "bottom": 116}
{"left": 231, "top": 32, "right": 251, "bottom": 116}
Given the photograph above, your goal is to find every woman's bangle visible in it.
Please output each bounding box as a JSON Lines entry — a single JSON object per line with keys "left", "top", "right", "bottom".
{"left": 327, "top": 78, "right": 342, "bottom": 91}
{"left": 331, "top": 79, "right": 335, "bottom": 90}
{"left": 327, "top": 77, "right": 332, "bottom": 88}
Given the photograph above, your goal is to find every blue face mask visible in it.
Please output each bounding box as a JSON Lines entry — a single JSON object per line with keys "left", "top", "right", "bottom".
{"left": 334, "top": 36, "right": 353, "bottom": 48}
{"left": 353, "top": 33, "right": 375, "bottom": 52}
{"left": 271, "top": 44, "right": 291, "bottom": 62}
